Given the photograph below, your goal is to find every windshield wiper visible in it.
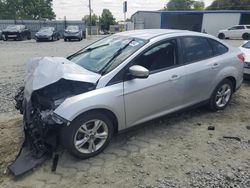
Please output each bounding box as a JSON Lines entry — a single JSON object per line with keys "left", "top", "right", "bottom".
{"left": 101, "top": 39, "right": 135, "bottom": 75}
{"left": 68, "top": 43, "right": 109, "bottom": 59}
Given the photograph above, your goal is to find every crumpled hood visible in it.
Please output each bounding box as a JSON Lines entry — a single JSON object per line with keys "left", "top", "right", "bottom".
{"left": 24, "top": 57, "right": 101, "bottom": 100}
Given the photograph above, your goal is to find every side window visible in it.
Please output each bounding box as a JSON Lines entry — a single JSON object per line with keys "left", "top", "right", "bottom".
{"left": 237, "top": 26, "right": 245, "bottom": 29}
{"left": 181, "top": 37, "right": 213, "bottom": 63}
{"left": 208, "top": 39, "right": 228, "bottom": 56}
{"left": 229, "top": 26, "right": 244, "bottom": 30}
{"left": 246, "top": 26, "right": 250, "bottom": 29}
{"left": 135, "top": 39, "right": 178, "bottom": 72}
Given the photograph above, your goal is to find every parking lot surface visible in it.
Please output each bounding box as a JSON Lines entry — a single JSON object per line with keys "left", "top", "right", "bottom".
{"left": 0, "top": 38, "right": 250, "bottom": 188}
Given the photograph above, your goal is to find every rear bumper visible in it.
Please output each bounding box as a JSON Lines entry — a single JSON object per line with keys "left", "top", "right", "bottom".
{"left": 244, "top": 67, "right": 250, "bottom": 75}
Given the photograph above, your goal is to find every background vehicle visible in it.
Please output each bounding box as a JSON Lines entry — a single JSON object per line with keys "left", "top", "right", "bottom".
{"left": 64, "top": 25, "right": 84, "bottom": 41}
{"left": 218, "top": 25, "right": 250, "bottom": 40}
{"left": 35, "top": 27, "right": 60, "bottom": 42}
{"left": 11, "top": 30, "right": 244, "bottom": 175}
{"left": 2, "top": 25, "right": 31, "bottom": 41}
{"left": 239, "top": 41, "right": 250, "bottom": 79}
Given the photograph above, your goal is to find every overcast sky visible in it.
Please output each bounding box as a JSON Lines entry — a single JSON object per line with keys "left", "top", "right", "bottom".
{"left": 53, "top": 0, "right": 214, "bottom": 21}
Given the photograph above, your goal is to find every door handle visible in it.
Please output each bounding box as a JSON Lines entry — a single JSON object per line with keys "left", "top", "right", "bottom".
{"left": 170, "top": 75, "right": 181, "bottom": 81}
{"left": 212, "top": 63, "right": 219, "bottom": 69}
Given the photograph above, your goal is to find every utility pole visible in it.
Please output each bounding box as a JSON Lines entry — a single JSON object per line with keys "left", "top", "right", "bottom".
{"left": 89, "top": 0, "right": 92, "bottom": 36}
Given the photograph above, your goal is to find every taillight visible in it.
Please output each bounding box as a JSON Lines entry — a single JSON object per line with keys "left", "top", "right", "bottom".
{"left": 237, "top": 53, "right": 245, "bottom": 62}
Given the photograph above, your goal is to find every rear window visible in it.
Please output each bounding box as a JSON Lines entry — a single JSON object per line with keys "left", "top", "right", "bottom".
{"left": 181, "top": 36, "right": 213, "bottom": 63}
{"left": 208, "top": 39, "right": 228, "bottom": 56}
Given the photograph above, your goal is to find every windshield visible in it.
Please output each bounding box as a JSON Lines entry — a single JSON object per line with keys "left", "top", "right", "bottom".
{"left": 39, "top": 27, "right": 54, "bottom": 32}
{"left": 69, "top": 35, "right": 147, "bottom": 74}
{"left": 5, "top": 25, "right": 23, "bottom": 30}
{"left": 66, "top": 26, "right": 79, "bottom": 31}
{"left": 242, "top": 41, "right": 250, "bottom": 49}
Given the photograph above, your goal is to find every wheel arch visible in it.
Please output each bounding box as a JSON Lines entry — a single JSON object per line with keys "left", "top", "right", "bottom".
{"left": 225, "top": 76, "right": 236, "bottom": 92}
{"left": 72, "top": 108, "right": 119, "bottom": 135}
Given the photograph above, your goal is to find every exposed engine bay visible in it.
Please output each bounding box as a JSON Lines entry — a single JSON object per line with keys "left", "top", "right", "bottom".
{"left": 9, "top": 57, "right": 100, "bottom": 176}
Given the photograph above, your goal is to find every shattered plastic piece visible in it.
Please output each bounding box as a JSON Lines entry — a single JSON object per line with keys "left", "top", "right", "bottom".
{"left": 51, "top": 154, "right": 59, "bottom": 172}
{"left": 223, "top": 136, "right": 241, "bottom": 142}
{"left": 8, "top": 142, "right": 50, "bottom": 176}
{"left": 208, "top": 126, "right": 215, "bottom": 131}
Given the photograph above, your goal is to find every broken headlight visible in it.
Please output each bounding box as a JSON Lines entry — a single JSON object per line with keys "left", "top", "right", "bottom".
{"left": 54, "top": 98, "right": 66, "bottom": 108}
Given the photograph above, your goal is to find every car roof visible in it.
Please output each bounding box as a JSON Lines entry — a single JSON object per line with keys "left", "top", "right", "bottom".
{"left": 116, "top": 29, "right": 195, "bottom": 40}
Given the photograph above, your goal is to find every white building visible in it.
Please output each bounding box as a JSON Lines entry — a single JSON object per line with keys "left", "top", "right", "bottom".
{"left": 131, "top": 10, "right": 250, "bottom": 36}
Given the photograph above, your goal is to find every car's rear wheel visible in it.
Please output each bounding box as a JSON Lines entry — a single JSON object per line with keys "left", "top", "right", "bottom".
{"left": 61, "top": 112, "right": 114, "bottom": 159}
{"left": 209, "top": 79, "right": 233, "bottom": 111}
{"left": 218, "top": 33, "right": 225, "bottom": 39}
{"left": 242, "top": 33, "right": 250, "bottom": 40}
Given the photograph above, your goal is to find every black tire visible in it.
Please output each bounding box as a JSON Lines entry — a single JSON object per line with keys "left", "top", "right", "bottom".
{"left": 218, "top": 33, "right": 225, "bottom": 40}
{"left": 242, "top": 33, "right": 250, "bottom": 40}
{"left": 64, "top": 38, "right": 67, "bottom": 42}
{"left": 61, "top": 112, "right": 114, "bottom": 159}
{"left": 27, "top": 34, "right": 31, "bottom": 40}
{"left": 208, "top": 79, "right": 233, "bottom": 111}
{"left": 18, "top": 35, "right": 23, "bottom": 41}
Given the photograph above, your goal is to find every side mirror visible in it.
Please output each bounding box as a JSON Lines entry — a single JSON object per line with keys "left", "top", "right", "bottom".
{"left": 129, "top": 65, "right": 149, "bottom": 79}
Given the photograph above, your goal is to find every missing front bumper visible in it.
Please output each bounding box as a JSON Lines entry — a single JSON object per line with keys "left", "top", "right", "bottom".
{"left": 8, "top": 141, "right": 50, "bottom": 176}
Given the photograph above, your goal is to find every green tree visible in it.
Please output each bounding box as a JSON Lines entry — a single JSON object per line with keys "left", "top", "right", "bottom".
{"left": 164, "top": 0, "right": 205, "bottom": 10}
{"left": 193, "top": 1, "right": 205, "bottom": 10}
{"left": 207, "top": 0, "right": 250, "bottom": 10}
{"left": 166, "top": 0, "right": 194, "bottom": 10}
{"left": 82, "top": 14, "right": 99, "bottom": 26}
{"left": 99, "top": 9, "right": 116, "bottom": 31}
{"left": 0, "top": 0, "right": 56, "bottom": 20}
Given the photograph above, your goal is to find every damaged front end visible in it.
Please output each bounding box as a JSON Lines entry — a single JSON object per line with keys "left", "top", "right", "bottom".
{"left": 9, "top": 57, "right": 100, "bottom": 176}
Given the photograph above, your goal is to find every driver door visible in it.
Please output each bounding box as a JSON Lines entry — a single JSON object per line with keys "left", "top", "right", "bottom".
{"left": 123, "top": 39, "right": 186, "bottom": 127}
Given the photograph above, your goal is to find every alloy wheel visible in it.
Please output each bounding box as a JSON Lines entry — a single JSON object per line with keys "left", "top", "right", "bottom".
{"left": 74, "top": 119, "right": 109, "bottom": 154}
{"left": 215, "top": 83, "right": 232, "bottom": 108}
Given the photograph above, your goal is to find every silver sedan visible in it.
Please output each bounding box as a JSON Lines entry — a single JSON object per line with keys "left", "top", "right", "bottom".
{"left": 13, "top": 30, "right": 244, "bottom": 174}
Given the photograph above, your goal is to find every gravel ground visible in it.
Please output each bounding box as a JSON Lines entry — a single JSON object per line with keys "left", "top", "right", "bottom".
{"left": 0, "top": 38, "right": 249, "bottom": 188}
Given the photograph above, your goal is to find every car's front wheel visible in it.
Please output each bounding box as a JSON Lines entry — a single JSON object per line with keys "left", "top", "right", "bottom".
{"left": 209, "top": 79, "right": 233, "bottom": 111}
{"left": 61, "top": 112, "right": 114, "bottom": 159}
{"left": 218, "top": 33, "right": 225, "bottom": 39}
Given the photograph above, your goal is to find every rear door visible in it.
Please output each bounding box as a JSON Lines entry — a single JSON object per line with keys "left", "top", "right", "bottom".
{"left": 179, "top": 36, "right": 222, "bottom": 105}
{"left": 228, "top": 26, "right": 245, "bottom": 38}
{"left": 123, "top": 38, "right": 187, "bottom": 127}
